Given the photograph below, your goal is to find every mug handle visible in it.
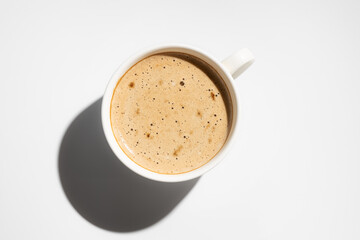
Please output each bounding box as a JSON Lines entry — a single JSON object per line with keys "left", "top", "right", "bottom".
{"left": 221, "top": 48, "right": 255, "bottom": 79}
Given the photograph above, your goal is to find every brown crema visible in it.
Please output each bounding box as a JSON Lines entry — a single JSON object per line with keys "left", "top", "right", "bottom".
{"left": 110, "top": 53, "right": 232, "bottom": 174}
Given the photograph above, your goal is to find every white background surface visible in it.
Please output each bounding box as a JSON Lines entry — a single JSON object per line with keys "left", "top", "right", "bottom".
{"left": 1, "top": 0, "right": 360, "bottom": 239}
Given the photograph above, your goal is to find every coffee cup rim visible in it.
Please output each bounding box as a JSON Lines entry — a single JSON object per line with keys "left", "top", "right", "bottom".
{"left": 101, "top": 43, "right": 240, "bottom": 182}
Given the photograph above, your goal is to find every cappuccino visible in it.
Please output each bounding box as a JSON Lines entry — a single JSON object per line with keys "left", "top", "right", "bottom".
{"left": 110, "top": 53, "right": 231, "bottom": 174}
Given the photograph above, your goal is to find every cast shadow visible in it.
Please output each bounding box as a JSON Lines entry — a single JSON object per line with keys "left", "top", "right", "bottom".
{"left": 58, "top": 98, "right": 199, "bottom": 232}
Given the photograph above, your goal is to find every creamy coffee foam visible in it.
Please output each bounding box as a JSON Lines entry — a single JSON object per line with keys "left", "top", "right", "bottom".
{"left": 110, "top": 53, "right": 231, "bottom": 174}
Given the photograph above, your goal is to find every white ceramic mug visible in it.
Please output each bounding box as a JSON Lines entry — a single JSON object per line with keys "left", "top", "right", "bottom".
{"left": 102, "top": 44, "right": 254, "bottom": 182}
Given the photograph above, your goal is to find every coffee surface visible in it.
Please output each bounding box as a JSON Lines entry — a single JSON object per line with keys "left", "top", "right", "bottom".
{"left": 110, "top": 53, "right": 231, "bottom": 174}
